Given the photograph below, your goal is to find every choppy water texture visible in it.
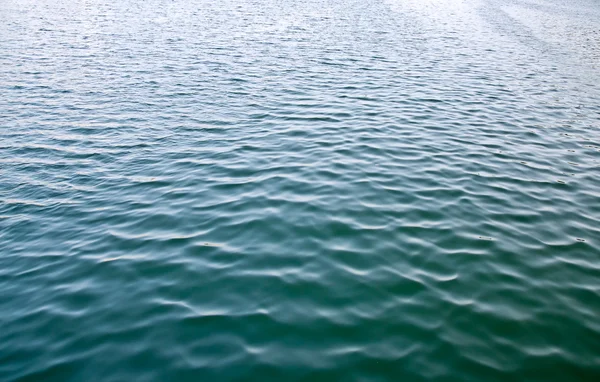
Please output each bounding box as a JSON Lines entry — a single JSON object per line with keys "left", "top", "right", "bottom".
{"left": 1, "top": 0, "right": 600, "bottom": 380}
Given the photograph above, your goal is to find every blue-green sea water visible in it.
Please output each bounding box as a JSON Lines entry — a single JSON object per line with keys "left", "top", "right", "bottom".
{"left": 1, "top": 0, "right": 600, "bottom": 380}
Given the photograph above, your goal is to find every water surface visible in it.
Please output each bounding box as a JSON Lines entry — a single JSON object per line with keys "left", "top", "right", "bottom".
{"left": 1, "top": 0, "right": 600, "bottom": 380}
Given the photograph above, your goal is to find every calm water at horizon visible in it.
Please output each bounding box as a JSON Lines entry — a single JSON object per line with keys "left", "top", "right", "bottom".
{"left": 1, "top": 0, "right": 599, "bottom": 380}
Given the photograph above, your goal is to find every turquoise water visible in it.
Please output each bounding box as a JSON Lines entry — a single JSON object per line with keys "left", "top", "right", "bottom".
{"left": 1, "top": 0, "right": 599, "bottom": 380}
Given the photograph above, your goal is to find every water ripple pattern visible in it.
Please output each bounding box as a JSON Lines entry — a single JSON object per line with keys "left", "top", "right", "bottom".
{"left": 1, "top": 0, "right": 599, "bottom": 381}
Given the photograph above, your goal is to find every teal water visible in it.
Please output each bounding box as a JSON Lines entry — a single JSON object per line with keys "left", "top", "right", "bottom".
{"left": 1, "top": 0, "right": 600, "bottom": 380}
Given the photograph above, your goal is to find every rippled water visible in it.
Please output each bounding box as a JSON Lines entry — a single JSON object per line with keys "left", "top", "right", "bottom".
{"left": 1, "top": 0, "right": 600, "bottom": 380}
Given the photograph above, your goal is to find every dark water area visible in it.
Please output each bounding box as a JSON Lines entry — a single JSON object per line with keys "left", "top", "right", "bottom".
{"left": 1, "top": 0, "right": 599, "bottom": 380}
